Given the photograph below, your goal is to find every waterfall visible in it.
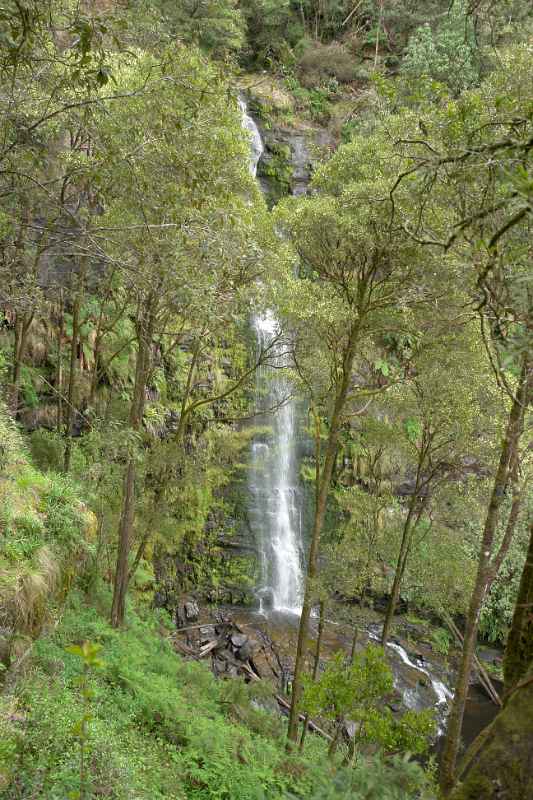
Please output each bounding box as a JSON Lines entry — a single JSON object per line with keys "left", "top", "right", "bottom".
{"left": 238, "top": 98, "right": 264, "bottom": 177}
{"left": 240, "top": 99, "right": 304, "bottom": 615}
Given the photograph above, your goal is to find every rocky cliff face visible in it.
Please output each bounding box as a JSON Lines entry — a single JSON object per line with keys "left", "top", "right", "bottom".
{"left": 256, "top": 122, "right": 335, "bottom": 206}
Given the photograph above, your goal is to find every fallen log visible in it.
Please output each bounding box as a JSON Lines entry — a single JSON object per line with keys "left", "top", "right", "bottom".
{"left": 238, "top": 662, "right": 332, "bottom": 741}
{"left": 445, "top": 616, "right": 502, "bottom": 707}
{"left": 198, "top": 639, "right": 220, "bottom": 658}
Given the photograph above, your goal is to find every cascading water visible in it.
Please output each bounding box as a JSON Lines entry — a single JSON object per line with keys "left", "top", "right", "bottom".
{"left": 369, "top": 625, "right": 454, "bottom": 734}
{"left": 238, "top": 98, "right": 264, "bottom": 178}
{"left": 239, "top": 99, "right": 304, "bottom": 615}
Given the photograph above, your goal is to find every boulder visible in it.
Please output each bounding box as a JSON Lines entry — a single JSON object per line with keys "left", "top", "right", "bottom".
{"left": 236, "top": 639, "right": 258, "bottom": 662}
{"left": 230, "top": 633, "right": 248, "bottom": 649}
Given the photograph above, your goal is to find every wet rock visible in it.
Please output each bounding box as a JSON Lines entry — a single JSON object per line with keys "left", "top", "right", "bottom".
{"left": 251, "top": 695, "right": 280, "bottom": 715}
{"left": 249, "top": 649, "right": 280, "bottom": 682}
{"left": 230, "top": 633, "right": 248, "bottom": 649}
{"left": 199, "top": 625, "right": 216, "bottom": 642}
{"left": 236, "top": 639, "right": 258, "bottom": 662}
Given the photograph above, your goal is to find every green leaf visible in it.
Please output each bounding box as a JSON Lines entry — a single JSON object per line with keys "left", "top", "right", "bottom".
{"left": 404, "top": 418, "right": 421, "bottom": 443}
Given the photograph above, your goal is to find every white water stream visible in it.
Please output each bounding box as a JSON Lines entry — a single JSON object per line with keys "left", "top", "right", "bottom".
{"left": 240, "top": 99, "right": 304, "bottom": 615}
{"left": 369, "top": 627, "right": 454, "bottom": 732}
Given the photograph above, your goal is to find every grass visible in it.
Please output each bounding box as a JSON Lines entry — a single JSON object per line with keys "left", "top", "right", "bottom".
{"left": 0, "top": 402, "right": 94, "bottom": 641}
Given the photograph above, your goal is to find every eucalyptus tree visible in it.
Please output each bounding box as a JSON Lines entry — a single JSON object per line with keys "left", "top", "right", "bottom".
{"left": 380, "top": 323, "right": 492, "bottom": 644}
{"left": 385, "top": 43, "right": 533, "bottom": 791}
{"left": 274, "top": 128, "right": 439, "bottom": 744}
{"left": 91, "top": 46, "right": 274, "bottom": 626}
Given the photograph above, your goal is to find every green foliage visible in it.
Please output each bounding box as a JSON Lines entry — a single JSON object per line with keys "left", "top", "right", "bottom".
{"left": 240, "top": 0, "right": 301, "bottom": 68}
{"left": 0, "top": 697, "right": 21, "bottom": 791}
{"left": 430, "top": 627, "right": 451, "bottom": 657}
{"left": 302, "top": 647, "right": 393, "bottom": 721}
{"left": 302, "top": 646, "right": 435, "bottom": 756}
{"left": 65, "top": 641, "right": 105, "bottom": 800}
{"left": 479, "top": 513, "right": 532, "bottom": 643}
{"left": 307, "top": 753, "right": 436, "bottom": 799}
{"left": 282, "top": 73, "right": 335, "bottom": 119}
{"left": 6, "top": 596, "right": 433, "bottom": 799}
{"left": 401, "top": 2, "right": 479, "bottom": 94}
{"left": 132, "top": 0, "right": 245, "bottom": 56}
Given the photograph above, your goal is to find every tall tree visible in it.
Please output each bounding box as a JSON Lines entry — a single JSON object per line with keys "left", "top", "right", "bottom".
{"left": 274, "top": 127, "right": 432, "bottom": 743}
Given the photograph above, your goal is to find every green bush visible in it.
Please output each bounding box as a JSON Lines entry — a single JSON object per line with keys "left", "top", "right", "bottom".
{"left": 297, "top": 41, "right": 358, "bottom": 88}
{"left": 430, "top": 627, "right": 451, "bottom": 656}
{"left": 401, "top": 1, "right": 479, "bottom": 95}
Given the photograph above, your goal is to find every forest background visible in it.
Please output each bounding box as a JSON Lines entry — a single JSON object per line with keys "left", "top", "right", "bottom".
{"left": 0, "top": 1, "right": 531, "bottom": 799}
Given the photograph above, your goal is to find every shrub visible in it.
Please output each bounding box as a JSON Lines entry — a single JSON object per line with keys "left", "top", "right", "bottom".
{"left": 297, "top": 41, "right": 358, "bottom": 88}
{"left": 401, "top": 2, "right": 479, "bottom": 95}
{"left": 430, "top": 627, "right": 451, "bottom": 656}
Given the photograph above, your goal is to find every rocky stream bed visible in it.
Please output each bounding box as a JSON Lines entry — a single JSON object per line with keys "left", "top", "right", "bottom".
{"left": 169, "top": 597, "right": 503, "bottom": 755}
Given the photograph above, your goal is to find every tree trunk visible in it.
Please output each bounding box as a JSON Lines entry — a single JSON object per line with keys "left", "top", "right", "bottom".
{"left": 350, "top": 626, "right": 358, "bottom": 664}
{"left": 381, "top": 467, "right": 428, "bottom": 646}
{"left": 439, "top": 359, "right": 529, "bottom": 794}
{"left": 299, "top": 599, "right": 325, "bottom": 751}
{"left": 63, "top": 289, "right": 81, "bottom": 473}
{"left": 381, "top": 502, "right": 417, "bottom": 646}
{"left": 10, "top": 312, "right": 34, "bottom": 415}
{"left": 503, "top": 522, "right": 533, "bottom": 694}
{"left": 110, "top": 298, "right": 155, "bottom": 628}
{"left": 88, "top": 333, "right": 102, "bottom": 409}
{"left": 56, "top": 290, "right": 64, "bottom": 433}
{"left": 449, "top": 662, "right": 533, "bottom": 800}
{"left": 287, "top": 319, "right": 360, "bottom": 745}
{"left": 327, "top": 719, "right": 343, "bottom": 759}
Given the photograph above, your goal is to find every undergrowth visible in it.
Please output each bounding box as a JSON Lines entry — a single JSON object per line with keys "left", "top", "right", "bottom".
{"left": 0, "top": 402, "right": 94, "bottom": 653}
{"left": 2, "top": 591, "right": 436, "bottom": 799}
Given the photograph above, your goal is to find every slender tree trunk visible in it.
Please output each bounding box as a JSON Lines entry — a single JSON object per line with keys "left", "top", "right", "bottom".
{"left": 287, "top": 318, "right": 361, "bottom": 744}
{"left": 374, "top": 0, "right": 384, "bottom": 69}
{"left": 299, "top": 599, "right": 326, "bottom": 751}
{"left": 10, "top": 311, "right": 34, "bottom": 415}
{"left": 110, "top": 297, "right": 155, "bottom": 628}
{"left": 328, "top": 719, "right": 343, "bottom": 759}
{"left": 11, "top": 316, "right": 23, "bottom": 414}
{"left": 350, "top": 626, "right": 358, "bottom": 664}
{"left": 439, "top": 359, "right": 529, "bottom": 794}
{"left": 88, "top": 333, "right": 102, "bottom": 409}
{"left": 381, "top": 500, "right": 417, "bottom": 646}
{"left": 56, "top": 289, "right": 64, "bottom": 433}
{"left": 63, "top": 287, "right": 82, "bottom": 473}
{"left": 381, "top": 460, "right": 430, "bottom": 646}
{"left": 503, "top": 522, "right": 533, "bottom": 694}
